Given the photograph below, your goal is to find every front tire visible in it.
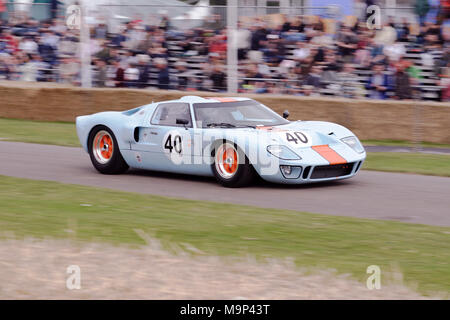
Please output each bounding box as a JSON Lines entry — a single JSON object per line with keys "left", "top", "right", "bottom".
{"left": 88, "top": 125, "right": 129, "bottom": 174}
{"left": 212, "top": 141, "right": 255, "bottom": 187}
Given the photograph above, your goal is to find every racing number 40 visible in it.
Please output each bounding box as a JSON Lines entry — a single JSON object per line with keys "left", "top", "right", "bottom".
{"left": 286, "top": 132, "right": 308, "bottom": 144}
{"left": 164, "top": 134, "right": 182, "bottom": 154}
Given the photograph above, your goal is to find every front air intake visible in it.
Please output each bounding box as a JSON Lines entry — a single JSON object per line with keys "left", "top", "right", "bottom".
{"left": 302, "top": 166, "right": 311, "bottom": 179}
{"left": 310, "top": 163, "right": 355, "bottom": 179}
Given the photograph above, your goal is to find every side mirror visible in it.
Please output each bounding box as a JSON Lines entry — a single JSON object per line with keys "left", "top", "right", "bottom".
{"left": 176, "top": 118, "right": 189, "bottom": 125}
{"left": 282, "top": 110, "right": 290, "bottom": 119}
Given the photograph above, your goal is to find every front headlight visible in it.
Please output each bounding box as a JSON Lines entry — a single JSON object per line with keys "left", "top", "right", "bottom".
{"left": 341, "top": 136, "right": 365, "bottom": 154}
{"left": 267, "top": 145, "right": 301, "bottom": 160}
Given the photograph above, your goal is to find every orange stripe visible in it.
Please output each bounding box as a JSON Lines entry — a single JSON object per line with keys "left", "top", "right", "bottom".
{"left": 312, "top": 145, "right": 347, "bottom": 165}
{"left": 207, "top": 97, "right": 238, "bottom": 102}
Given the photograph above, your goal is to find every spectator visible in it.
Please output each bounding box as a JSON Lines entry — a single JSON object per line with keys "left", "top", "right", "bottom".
{"left": 59, "top": 55, "right": 79, "bottom": 85}
{"left": 112, "top": 59, "right": 125, "bottom": 88}
{"left": 293, "top": 41, "right": 310, "bottom": 63}
{"left": 415, "top": 0, "right": 431, "bottom": 26}
{"left": 236, "top": 22, "right": 251, "bottom": 60}
{"left": 250, "top": 23, "right": 267, "bottom": 51}
{"left": 159, "top": 13, "right": 171, "bottom": 31}
{"left": 18, "top": 36, "right": 38, "bottom": 55}
{"left": 384, "top": 42, "right": 406, "bottom": 62}
{"left": 210, "top": 64, "right": 226, "bottom": 92}
{"left": 395, "top": 18, "right": 411, "bottom": 42}
{"left": 136, "top": 54, "right": 150, "bottom": 89}
{"left": 366, "top": 64, "right": 391, "bottom": 99}
{"left": 303, "top": 64, "right": 322, "bottom": 89}
{"left": 124, "top": 62, "right": 140, "bottom": 88}
{"left": 154, "top": 57, "right": 170, "bottom": 90}
{"left": 439, "top": 62, "right": 450, "bottom": 101}
{"left": 335, "top": 25, "right": 358, "bottom": 62}
{"left": 338, "top": 63, "right": 365, "bottom": 98}
{"left": 94, "top": 59, "right": 107, "bottom": 87}
{"left": 209, "top": 34, "right": 227, "bottom": 57}
{"left": 321, "top": 51, "right": 339, "bottom": 83}
{"left": 374, "top": 22, "right": 397, "bottom": 47}
{"left": 174, "top": 60, "right": 189, "bottom": 90}
{"left": 96, "top": 42, "right": 112, "bottom": 62}
{"left": 394, "top": 60, "right": 413, "bottom": 100}
{"left": 0, "top": 53, "right": 11, "bottom": 79}
{"left": 94, "top": 23, "right": 108, "bottom": 40}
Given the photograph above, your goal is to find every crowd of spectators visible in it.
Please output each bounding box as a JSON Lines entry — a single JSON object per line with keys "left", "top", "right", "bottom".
{"left": 0, "top": 1, "right": 450, "bottom": 101}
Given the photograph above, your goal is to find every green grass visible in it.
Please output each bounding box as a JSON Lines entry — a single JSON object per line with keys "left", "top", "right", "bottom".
{"left": 362, "top": 139, "right": 450, "bottom": 149}
{"left": 1, "top": 118, "right": 450, "bottom": 177}
{"left": 364, "top": 152, "right": 450, "bottom": 177}
{"left": 0, "top": 118, "right": 79, "bottom": 147}
{"left": 0, "top": 175, "right": 449, "bottom": 295}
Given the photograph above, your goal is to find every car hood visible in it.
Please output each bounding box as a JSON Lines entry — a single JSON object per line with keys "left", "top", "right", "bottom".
{"left": 250, "top": 120, "right": 357, "bottom": 149}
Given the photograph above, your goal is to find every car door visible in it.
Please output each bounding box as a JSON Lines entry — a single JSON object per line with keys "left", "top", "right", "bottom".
{"left": 131, "top": 102, "right": 199, "bottom": 173}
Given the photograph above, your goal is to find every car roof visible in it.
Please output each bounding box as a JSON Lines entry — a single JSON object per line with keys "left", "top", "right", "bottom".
{"left": 140, "top": 96, "right": 254, "bottom": 110}
{"left": 178, "top": 96, "right": 252, "bottom": 104}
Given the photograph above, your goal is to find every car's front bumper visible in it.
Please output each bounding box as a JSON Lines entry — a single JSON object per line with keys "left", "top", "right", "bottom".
{"left": 255, "top": 146, "right": 366, "bottom": 184}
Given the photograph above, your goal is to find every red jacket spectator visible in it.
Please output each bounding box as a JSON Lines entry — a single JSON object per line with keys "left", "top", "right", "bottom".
{"left": 209, "top": 36, "right": 227, "bottom": 54}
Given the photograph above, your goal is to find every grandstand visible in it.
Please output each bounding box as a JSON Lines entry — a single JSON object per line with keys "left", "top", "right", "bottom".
{"left": 0, "top": 0, "right": 449, "bottom": 101}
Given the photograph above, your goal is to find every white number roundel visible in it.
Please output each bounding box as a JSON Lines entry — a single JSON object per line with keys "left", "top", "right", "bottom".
{"left": 280, "top": 131, "right": 312, "bottom": 148}
{"left": 162, "top": 130, "right": 191, "bottom": 165}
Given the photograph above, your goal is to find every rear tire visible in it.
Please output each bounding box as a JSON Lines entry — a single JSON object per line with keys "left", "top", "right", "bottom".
{"left": 211, "top": 141, "right": 255, "bottom": 188}
{"left": 88, "top": 125, "right": 129, "bottom": 174}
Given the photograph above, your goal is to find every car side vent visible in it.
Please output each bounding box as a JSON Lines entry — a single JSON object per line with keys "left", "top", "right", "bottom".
{"left": 302, "top": 166, "right": 311, "bottom": 179}
{"left": 134, "top": 127, "right": 140, "bottom": 142}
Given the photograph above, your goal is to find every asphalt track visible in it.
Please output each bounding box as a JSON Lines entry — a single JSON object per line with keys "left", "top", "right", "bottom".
{"left": 1, "top": 141, "right": 449, "bottom": 227}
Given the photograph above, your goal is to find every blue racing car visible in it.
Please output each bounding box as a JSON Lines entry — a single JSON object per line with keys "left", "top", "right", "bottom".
{"left": 76, "top": 96, "right": 366, "bottom": 187}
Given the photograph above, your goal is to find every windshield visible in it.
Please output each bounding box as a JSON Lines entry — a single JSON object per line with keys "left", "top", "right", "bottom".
{"left": 193, "top": 100, "right": 289, "bottom": 128}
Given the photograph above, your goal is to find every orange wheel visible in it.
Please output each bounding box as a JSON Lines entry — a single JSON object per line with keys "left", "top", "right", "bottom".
{"left": 93, "top": 130, "right": 114, "bottom": 164}
{"left": 88, "top": 126, "right": 129, "bottom": 175}
{"left": 215, "top": 142, "right": 239, "bottom": 179}
{"left": 212, "top": 141, "right": 255, "bottom": 187}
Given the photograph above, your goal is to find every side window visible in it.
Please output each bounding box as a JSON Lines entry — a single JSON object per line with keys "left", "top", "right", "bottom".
{"left": 151, "top": 103, "right": 192, "bottom": 127}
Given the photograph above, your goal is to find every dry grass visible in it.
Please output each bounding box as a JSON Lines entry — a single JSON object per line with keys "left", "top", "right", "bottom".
{"left": 0, "top": 238, "right": 437, "bottom": 300}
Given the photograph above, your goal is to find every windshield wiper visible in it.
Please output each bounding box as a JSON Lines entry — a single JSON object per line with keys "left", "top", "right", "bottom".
{"left": 206, "top": 123, "right": 256, "bottom": 129}
{"left": 206, "top": 123, "right": 236, "bottom": 128}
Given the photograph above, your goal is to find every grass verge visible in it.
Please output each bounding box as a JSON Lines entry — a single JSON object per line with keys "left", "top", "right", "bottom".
{"left": 363, "top": 152, "right": 450, "bottom": 177}
{"left": 362, "top": 139, "right": 450, "bottom": 149}
{"left": 0, "top": 118, "right": 79, "bottom": 147}
{"left": 0, "top": 174, "right": 448, "bottom": 295}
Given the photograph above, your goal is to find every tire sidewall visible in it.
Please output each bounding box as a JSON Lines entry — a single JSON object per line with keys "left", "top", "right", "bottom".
{"left": 88, "top": 125, "right": 128, "bottom": 174}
